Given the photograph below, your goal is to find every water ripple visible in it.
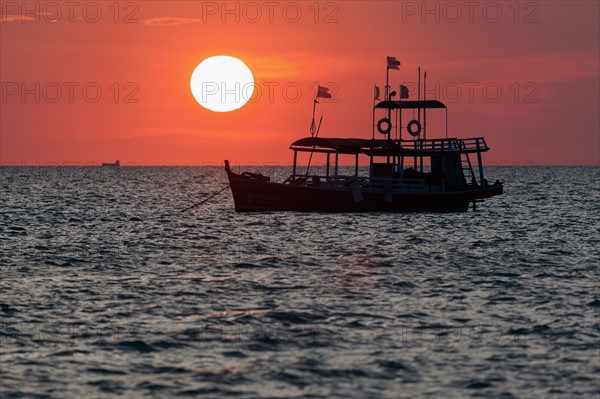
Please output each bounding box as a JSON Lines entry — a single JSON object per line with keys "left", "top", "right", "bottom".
{"left": 1, "top": 166, "right": 599, "bottom": 398}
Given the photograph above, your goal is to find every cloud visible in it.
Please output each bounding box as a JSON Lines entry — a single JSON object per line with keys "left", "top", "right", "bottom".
{"left": 440, "top": 50, "right": 600, "bottom": 85}
{"left": 246, "top": 52, "right": 377, "bottom": 80}
{"left": 143, "top": 17, "right": 201, "bottom": 26}
{"left": 1, "top": 16, "right": 36, "bottom": 23}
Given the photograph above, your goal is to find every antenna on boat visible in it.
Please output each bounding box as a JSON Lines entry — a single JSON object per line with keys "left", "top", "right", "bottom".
{"left": 398, "top": 85, "right": 402, "bottom": 140}
{"left": 373, "top": 85, "right": 381, "bottom": 139}
{"left": 388, "top": 90, "right": 397, "bottom": 141}
{"left": 417, "top": 67, "right": 421, "bottom": 129}
{"left": 385, "top": 56, "right": 401, "bottom": 141}
{"left": 311, "top": 85, "right": 331, "bottom": 137}
{"left": 423, "top": 70, "right": 427, "bottom": 141}
{"left": 306, "top": 85, "right": 331, "bottom": 175}
{"left": 310, "top": 98, "right": 317, "bottom": 137}
{"left": 398, "top": 84, "right": 409, "bottom": 140}
{"left": 385, "top": 56, "right": 401, "bottom": 99}
{"left": 305, "top": 113, "right": 323, "bottom": 175}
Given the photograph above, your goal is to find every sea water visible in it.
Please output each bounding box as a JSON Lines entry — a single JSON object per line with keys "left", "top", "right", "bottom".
{"left": 1, "top": 166, "right": 598, "bottom": 398}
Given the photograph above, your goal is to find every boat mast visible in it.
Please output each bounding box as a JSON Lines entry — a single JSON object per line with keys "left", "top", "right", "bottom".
{"left": 304, "top": 113, "right": 322, "bottom": 176}
{"left": 422, "top": 70, "right": 426, "bottom": 173}
{"left": 310, "top": 96, "right": 317, "bottom": 137}
{"left": 385, "top": 58, "right": 391, "bottom": 102}
{"left": 372, "top": 85, "right": 380, "bottom": 140}
{"left": 415, "top": 67, "right": 420, "bottom": 170}
{"left": 418, "top": 67, "right": 421, "bottom": 127}
{"left": 305, "top": 91, "right": 320, "bottom": 176}
{"left": 423, "top": 71, "right": 427, "bottom": 141}
{"left": 385, "top": 61, "right": 391, "bottom": 141}
{"left": 386, "top": 56, "right": 400, "bottom": 141}
{"left": 306, "top": 85, "right": 330, "bottom": 176}
{"left": 398, "top": 85, "right": 403, "bottom": 141}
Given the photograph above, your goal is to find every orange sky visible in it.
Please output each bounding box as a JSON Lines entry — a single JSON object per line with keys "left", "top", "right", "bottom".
{"left": 1, "top": 1, "right": 599, "bottom": 165}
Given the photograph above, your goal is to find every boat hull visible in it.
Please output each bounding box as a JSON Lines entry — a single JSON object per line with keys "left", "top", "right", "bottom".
{"left": 226, "top": 171, "right": 503, "bottom": 213}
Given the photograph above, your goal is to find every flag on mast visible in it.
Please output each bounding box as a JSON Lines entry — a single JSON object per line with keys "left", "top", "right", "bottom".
{"left": 400, "top": 85, "right": 409, "bottom": 99}
{"left": 387, "top": 56, "right": 401, "bottom": 70}
{"left": 316, "top": 85, "right": 332, "bottom": 99}
{"left": 374, "top": 85, "right": 381, "bottom": 100}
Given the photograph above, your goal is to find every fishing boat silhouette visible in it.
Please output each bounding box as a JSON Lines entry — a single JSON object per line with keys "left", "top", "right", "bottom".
{"left": 101, "top": 160, "right": 120, "bottom": 168}
{"left": 225, "top": 58, "right": 503, "bottom": 212}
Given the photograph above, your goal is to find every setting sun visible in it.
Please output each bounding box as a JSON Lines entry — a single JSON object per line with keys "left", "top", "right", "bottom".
{"left": 190, "top": 55, "right": 254, "bottom": 113}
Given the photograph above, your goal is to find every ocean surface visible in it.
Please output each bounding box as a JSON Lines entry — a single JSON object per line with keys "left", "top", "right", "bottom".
{"left": 1, "top": 165, "right": 598, "bottom": 399}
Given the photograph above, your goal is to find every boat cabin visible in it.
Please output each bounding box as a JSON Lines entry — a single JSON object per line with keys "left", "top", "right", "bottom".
{"left": 286, "top": 99, "right": 491, "bottom": 194}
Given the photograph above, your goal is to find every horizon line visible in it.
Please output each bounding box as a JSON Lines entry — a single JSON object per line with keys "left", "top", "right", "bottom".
{"left": 1, "top": 163, "right": 598, "bottom": 167}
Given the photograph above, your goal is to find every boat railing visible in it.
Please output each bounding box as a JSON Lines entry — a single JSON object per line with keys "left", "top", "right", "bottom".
{"left": 286, "top": 174, "right": 428, "bottom": 192}
{"left": 403, "top": 137, "right": 487, "bottom": 152}
{"left": 286, "top": 174, "right": 361, "bottom": 187}
{"left": 367, "top": 177, "right": 427, "bottom": 192}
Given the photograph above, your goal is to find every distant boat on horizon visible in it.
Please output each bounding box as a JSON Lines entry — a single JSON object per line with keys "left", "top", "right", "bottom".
{"left": 101, "top": 160, "right": 120, "bottom": 167}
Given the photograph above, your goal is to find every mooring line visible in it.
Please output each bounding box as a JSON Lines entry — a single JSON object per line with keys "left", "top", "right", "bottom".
{"left": 180, "top": 184, "right": 230, "bottom": 213}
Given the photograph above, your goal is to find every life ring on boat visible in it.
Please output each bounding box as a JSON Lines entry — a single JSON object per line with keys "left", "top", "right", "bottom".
{"left": 377, "top": 118, "right": 392, "bottom": 135}
{"left": 407, "top": 119, "right": 422, "bottom": 137}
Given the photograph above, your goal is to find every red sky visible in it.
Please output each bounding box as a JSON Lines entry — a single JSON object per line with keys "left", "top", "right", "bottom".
{"left": 1, "top": 1, "right": 599, "bottom": 165}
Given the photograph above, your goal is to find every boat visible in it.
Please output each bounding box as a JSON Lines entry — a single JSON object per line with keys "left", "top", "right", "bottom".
{"left": 225, "top": 60, "right": 503, "bottom": 212}
{"left": 102, "top": 160, "right": 120, "bottom": 167}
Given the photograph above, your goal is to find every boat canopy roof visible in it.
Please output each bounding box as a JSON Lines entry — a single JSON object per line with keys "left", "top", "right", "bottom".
{"left": 290, "top": 136, "right": 489, "bottom": 155}
{"left": 375, "top": 100, "right": 446, "bottom": 109}
{"left": 291, "top": 137, "right": 397, "bottom": 154}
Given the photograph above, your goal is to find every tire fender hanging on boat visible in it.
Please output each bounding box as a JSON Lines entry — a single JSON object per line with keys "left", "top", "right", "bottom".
{"left": 407, "top": 119, "right": 422, "bottom": 137}
{"left": 377, "top": 118, "right": 392, "bottom": 135}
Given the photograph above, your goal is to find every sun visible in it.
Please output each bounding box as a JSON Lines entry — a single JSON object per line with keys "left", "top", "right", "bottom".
{"left": 190, "top": 56, "right": 254, "bottom": 112}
